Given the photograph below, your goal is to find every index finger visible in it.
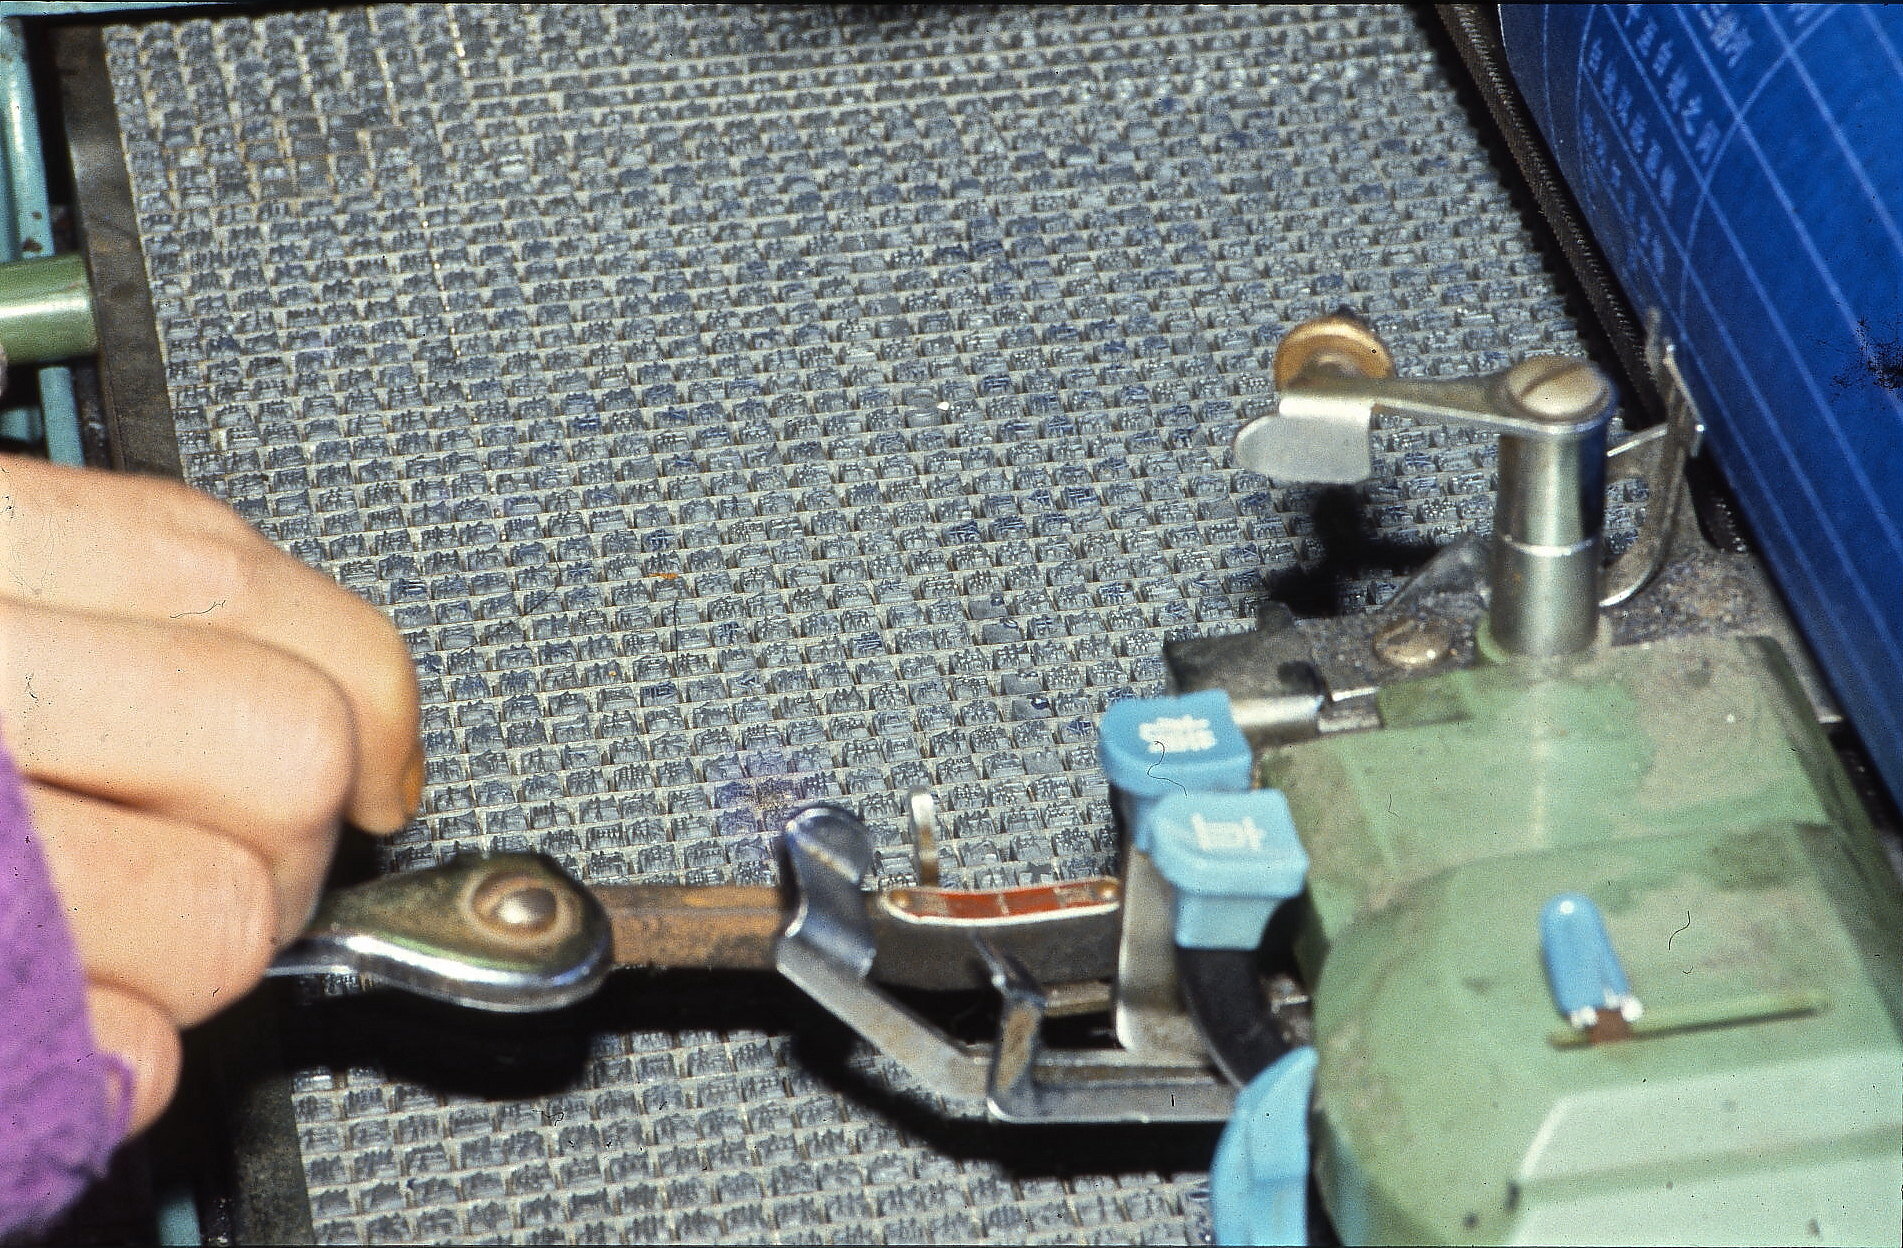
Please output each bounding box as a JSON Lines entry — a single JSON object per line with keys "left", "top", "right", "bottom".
{"left": 0, "top": 454, "right": 422, "bottom": 833}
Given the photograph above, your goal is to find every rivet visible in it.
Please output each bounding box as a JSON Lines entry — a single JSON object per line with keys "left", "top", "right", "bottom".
{"left": 471, "top": 875, "right": 561, "bottom": 936}
{"left": 1372, "top": 617, "right": 1451, "bottom": 669}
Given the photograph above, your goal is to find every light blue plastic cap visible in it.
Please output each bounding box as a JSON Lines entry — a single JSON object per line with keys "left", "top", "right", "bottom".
{"left": 1147, "top": 789, "right": 1308, "bottom": 950}
{"left": 1540, "top": 891, "right": 1639, "bottom": 1026}
{"left": 1098, "top": 690, "right": 1252, "bottom": 842}
{"left": 1211, "top": 1045, "right": 1318, "bottom": 1247}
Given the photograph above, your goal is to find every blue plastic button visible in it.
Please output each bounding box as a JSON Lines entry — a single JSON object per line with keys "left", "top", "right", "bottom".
{"left": 1147, "top": 790, "right": 1308, "bottom": 950}
{"left": 1098, "top": 690, "right": 1253, "bottom": 841}
{"left": 1540, "top": 892, "right": 1642, "bottom": 1028}
{"left": 1211, "top": 1045, "right": 1317, "bottom": 1247}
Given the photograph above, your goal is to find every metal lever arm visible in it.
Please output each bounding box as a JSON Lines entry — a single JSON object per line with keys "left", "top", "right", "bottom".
{"left": 774, "top": 804, "right": 1235, "bottom": 1123}
{"left": 1601, "top": 326, "right": 1707, "bottom": 606}
{"left": 1234, "top": 315, "right": 1613, "bottom": 658}
{"left": 268, "top": 852, "right": 613, "bottom": 1012}
{"left": 978, "top": 940, "right": 1236, "bottom": 1123}
{"left": 272, "top": 823, "right": 1121, "bottom": 1014}
{"left": 1235, "top": 370, "right": 1601, "bottom": 486}
{"left": 773, "top": 804, "right": 991, "bottom": 1101}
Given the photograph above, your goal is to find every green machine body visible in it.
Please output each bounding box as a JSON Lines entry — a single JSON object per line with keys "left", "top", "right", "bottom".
{"left": 1260, "top": 634, "right": 1903, "bottom": 1243}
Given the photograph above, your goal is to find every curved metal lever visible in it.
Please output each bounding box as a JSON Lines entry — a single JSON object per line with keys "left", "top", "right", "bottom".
{"left": 774, "top": 803, "right": 991, "bottom": 1100}
{"left": 268, "top": 852, "right": 613, "bottom": 1013}
{"left": 1601, "top": 323, "right": 1708, "bottom": 607}
{"left": 773, "top": 803, "right": 1235, "bottom": 1123}
{"left": 1235, "top": 314, "right": 1613, "bottom": 658}
{"left": 1235, "top": 370, "right": 1608, "bottom": 485}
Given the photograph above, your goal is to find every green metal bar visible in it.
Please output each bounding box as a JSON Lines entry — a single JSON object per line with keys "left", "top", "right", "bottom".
{"left": 0, "top": 16, "right": 83, "bottom": 463}
{"left": 0, "top": 16, "right": 23, "bottom": 445}
{"left": 0, "top": 251, "right": 93, "bottom": 361}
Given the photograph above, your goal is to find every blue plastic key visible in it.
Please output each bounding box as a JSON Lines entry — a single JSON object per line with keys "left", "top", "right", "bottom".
{"left": 1147, "top": 789, "right": 1308, "bottom": 950}
{"left": 1540, "top": 892, "right": 1642, "bottom": 1029}
{"left": 1211, "top": 1045, "right": 1318, "bottom": 1247}
{"left": 1098, "top": 690, "right": 1253, "bottom": 841}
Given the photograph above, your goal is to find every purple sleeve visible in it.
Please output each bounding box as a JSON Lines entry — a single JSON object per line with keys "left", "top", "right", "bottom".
{"left": 0, "top": 732, "right": 126, "bottom": 1235}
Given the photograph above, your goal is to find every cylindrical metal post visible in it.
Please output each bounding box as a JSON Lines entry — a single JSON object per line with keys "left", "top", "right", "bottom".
{"left": 0, "top": 252, "right": 96, "bottom": 366}
{"left": 1486, "top": 357, "right": 1612, "bottom": 658}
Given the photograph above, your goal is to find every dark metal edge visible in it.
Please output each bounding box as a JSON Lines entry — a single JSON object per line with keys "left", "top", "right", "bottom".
{"left": 1431, "top": 4, "right": 1664, "bottom": 427}
{"left": 1428, "top": 6, "right": 1761, "bottom": 557}
{"left": 49, "top": 21, "right": 314, "bottom": 1246}
{"left": 50, "top": 23, "right": 180, "bottom": 477}
{"left": 198, "top": 988, "right": 319, "bottom": 1247}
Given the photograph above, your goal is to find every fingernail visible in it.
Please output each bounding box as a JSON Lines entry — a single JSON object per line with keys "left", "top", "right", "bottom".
{"left": 402, "top": 746, "right": 426, "bottom": 817}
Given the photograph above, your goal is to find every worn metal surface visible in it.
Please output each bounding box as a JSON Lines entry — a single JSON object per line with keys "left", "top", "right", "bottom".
{"left": 599, "top": 883, "right": 785, "bottom": 973}
{"left": 595, "top": 873, "right": 1124, "bottom": 992}
{"left": 866, "top": 876, "right": 1121, "bottom": 992}
{"left": 269, "top": 852, "right": 614, "bottom": 1013}
{"left": 0, "top": 253, "right": 96, "bottom": 364}
{"left": 53, "top": 24, "right": 181, "bottom": 477}
{"left": 98, "top": 3, "right": 1631, "bottom": 1240}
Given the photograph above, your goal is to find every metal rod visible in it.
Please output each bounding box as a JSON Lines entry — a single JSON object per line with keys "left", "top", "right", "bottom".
{"left": 594, "top": 883, "right": 786, "bottom": 971}
{"left": 1485, "top": 357, "right": 1612, "bottom": 658}
{"left": 1, "top": 20, "right": 84, "bottom": 463}
{"left": 0, "top": 253, "right": 95, "bottom": 365}
{"left": 594, "top": 877, "right": 1124, "bottom": 990}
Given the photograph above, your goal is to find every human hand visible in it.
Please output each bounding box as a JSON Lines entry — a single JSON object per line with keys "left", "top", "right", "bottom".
{"left": 0, "top": 454, "right": 422, "bottom": 1134}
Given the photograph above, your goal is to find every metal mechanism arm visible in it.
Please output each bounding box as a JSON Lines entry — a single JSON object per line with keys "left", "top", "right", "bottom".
{"left": 1233, "top": 315, "right": 1613, "bottom": 659}
{"left": 270, "top": 803, "right": 1233, "bottom": 1123}
{"left": 267, "top": 852, "right": 614, "bottom": 1013}
{"left": 1600, "top": 321, "right": 1707, "bottom": 607}
{"left": 774, "top": 804, "right": 1235, "bottom": 1123}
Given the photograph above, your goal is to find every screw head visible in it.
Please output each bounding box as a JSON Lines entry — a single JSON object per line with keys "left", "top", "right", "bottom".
{"left": 1271, "top": 313, "right": 1395, "bottom": 389}
{"left": 1503, "top": 356, "right": 1609, "bottom": 423}
{"left": 1372, "top": 617, "right": 1452, "bottom": 669}
{"left": 471, "top": 874, "right": 562, "bottom": 936}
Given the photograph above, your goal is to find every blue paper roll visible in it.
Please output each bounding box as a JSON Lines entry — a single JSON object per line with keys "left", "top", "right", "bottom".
{"left": 1503, "top": 4, "right": 1903, "bottom": 801}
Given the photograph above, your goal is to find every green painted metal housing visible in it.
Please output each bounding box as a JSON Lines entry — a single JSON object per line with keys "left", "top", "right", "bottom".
{"left": 1261, "top": 636, "right": 1903, "bottom": 1245}
{"left": 0, "top": 251, "right": 93, "bottom": 363}
{"left": 0, "top": 16, "right": 83, "bottom": 462}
